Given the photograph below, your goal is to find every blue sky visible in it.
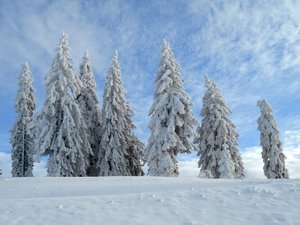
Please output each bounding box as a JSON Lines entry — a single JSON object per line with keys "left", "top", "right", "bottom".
{"left": 1, "top": 0, "right": 300, "bottom": 177}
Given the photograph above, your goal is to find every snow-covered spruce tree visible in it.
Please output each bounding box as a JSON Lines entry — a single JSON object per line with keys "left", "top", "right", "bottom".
{"left": 77, "top": 51, "right": 102, "bottom": 176}
{"left": 126, "top": 135, "right": 144, "bottom": 176}
{"left": 11, "top": 63, "right": 35, "bottom": 177}
{"left": 145, "top": 40, "right": 198, "bottom": 177}
{"left": 257, "top": 100, "right": 289, "bottom": 179}
{"left": 194, "top": 75, "right": 244, "bottom": 179}
{"left": 124, "top": 101, "right": 144, "bottom": 176}
{"left": 98, "top": 51, "right": 131, "bottom": 176}
{"left": 33, "top": 33, "right": 92, "bottom": 177}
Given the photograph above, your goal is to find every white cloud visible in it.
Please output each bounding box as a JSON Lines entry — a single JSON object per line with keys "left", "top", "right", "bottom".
{"left": 182, "top": 0, "right": 300, "bottom": 148}
{"left": 284, "top": 147, "right": 300, "bottom": 179}
{"left": 241, "top": 146, "right": 265, "bottom": 179}
{"left": 0, "top": 152, "right": 11, "bottom": 177}
{"left": 241, "top": 145, "right": 300, "bottom": 179}
{"left": 0, "top": 0, "right": 143, "bottom": 97}
{"left": 283, "top": 129, "right": 300, "bottom": 148}
{"left": 178, "top": 158, "right": 199, "bottom": 177}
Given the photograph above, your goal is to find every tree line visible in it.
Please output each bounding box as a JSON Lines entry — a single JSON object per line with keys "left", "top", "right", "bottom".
{"left": 8, "top": 34, "right": 289, "bottom": 179}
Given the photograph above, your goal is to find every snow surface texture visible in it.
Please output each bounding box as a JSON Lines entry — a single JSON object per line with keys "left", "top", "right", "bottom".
{"left": 0, "top": 177, "right": 299, "bottom": 225}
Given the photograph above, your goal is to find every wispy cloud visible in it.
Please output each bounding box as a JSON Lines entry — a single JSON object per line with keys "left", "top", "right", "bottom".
{"left": 180, "top": 1, "right": 300, "bottom": 148}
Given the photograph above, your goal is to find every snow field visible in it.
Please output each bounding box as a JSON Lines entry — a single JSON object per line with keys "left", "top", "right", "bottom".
{"left": 0, "top": 177, "right": 299, "bottom": 225}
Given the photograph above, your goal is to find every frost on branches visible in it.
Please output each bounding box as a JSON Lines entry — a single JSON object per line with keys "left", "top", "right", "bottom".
{"left": 99, "top": 51, "right": 143, "bottom": 176}
{"left": 124, "top": 101, "right": 145, "bottom": 176}
{"left": 11, "top": 63, "right": 35, "bottom": 177}
{"left": 218, "top": 146, "right": 235, "bottom": 179}
{"left": 257, "top": 100, "right": 289, "bottom": 179}
{"left": 145, "top": 40, "right": 198, "bottom": 177}
{"left": 32, "top": 33, "right": 92, "bottom": 177}
{"left": 77, "top": 51, "right": 102, "bottom": 176}
{"left": 194, "top": 75, "right": 244, "bottom": 179}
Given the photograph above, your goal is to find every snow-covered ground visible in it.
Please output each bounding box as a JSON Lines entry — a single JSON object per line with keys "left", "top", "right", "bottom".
{"left": 0, "top": 177, "right": 299, "bottom": 225}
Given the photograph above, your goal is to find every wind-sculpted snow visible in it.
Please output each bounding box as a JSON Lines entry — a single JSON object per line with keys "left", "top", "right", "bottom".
{"left": 0, "top": 177, "right": 299, "bottom": 225}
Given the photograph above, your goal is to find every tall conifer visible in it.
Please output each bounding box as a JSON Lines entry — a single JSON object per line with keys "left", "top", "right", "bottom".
{"left": 11, "top": 63, "right": 35, "bottom": 177}
{"left": 257, "top": 100, "right": 289, "bottom": 179}
{"left": 32, "top": 34, "right": 92, "bottom": 176}
{"left": 145, "top": 40, "right": 198, "bottom": 177}
{"left": 195, "top": 75, "right": 244, "bottom": 178}
{"left": 98, "top": 51, "right": 137, "bottom": 176}
{"left": 77, "top": 51, "right": 102, "bottom": 176}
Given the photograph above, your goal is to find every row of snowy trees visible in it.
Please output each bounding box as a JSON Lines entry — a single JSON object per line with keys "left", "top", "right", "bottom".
{"left": 11, "top": 34, "right": 143, "bottom": 177}
{"left": 10, "top": 33, "right": 289, "bottom": 179}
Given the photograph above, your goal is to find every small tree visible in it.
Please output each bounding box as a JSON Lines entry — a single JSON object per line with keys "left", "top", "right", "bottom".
{"left": 195, "top": 75, "right": 244, "bottom": 178}
{"left": 257, "top": 100, "right": 289, "bottom": 179}
{"left": 32, "top": 33, "right": 92, "bottom": 176}
{"left": 11, "top": 63, "right": 35, "bottom": 177}
{"left": 145, "top": 40, "right": 198, "bottom": 177}
{"left": 98, "top": 51, "right": 132, "bottom": 176}
{"left": 77, "top": 51, "right": 102, "bottom": 176}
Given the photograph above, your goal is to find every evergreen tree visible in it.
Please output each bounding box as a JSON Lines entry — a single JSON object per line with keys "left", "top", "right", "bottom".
{"left": 77, "top": 51, "right": 102, "bottom": 176}
{"left": 124, "top": 92, "right": 144, "bottom": 176}
{"left": 194, "top": 75, "right": 244, "bottom": 178}
{"left": 257, "top": 100, "right": 289, "bottom": 179}
{"left": 11, "top": 63, "right": 35, "bottom": 177}
{"left": 124, "top": 101, "right": 144, "bottom": 176}
{"left": 145, "top": 40, "right": 198, "bottom": 177}
{"left": 32, "top": 33, "right": 92, "bottom": 176}
{"left": 127, "top": 136, "right": 144, "bottom": 176}
{"left": 98, "top": 51, "right": 132, "bottom": 176}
